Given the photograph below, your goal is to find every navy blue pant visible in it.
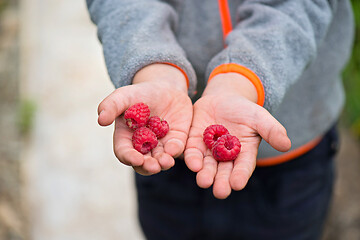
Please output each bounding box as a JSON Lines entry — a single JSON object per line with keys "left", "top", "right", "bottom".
{"left": 135, "top": 126, "right": 339, "bottom": 240}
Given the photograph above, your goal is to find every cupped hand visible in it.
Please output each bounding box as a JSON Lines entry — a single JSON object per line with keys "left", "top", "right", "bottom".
{"left": 98, "top": 64, "right": 193, "bottom": 175}
{"left": 184, "top": 74, "right": 291, "bottom": 199}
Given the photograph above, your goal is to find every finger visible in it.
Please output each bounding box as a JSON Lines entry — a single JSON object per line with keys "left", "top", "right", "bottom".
{"left": 141, "top": 155, "right": 162, "bottom": 174}
{"left": 152, "top": 142, "right": 175, "bottom": 170}
{"left": 230, "top": 144, "right": 258, "bottom": 191}
{"left": 213, "top": 161, "right": 233, "bottom": 199}
{"left": 163, "top": 129, "right": 188, "bottom": 158}
{"left": 98, "top": 87, "right": 131, "bottom": 126}
{"left": 133, "top": 166, "right": 152, "bottom": 176}
{"left": 132, "top": 151, "right": 154, "bottom": 175}
{"left": 158, "top": 153, "right": 175, "bottom": 170}
{"left": 184, "top": 147, "right": 204, "bottom": 172}
{"left": 184, "top": 135, "right": 206, "bottom": 172}
{"left": 113, "top": 120, "right": 144, "bottom": 166}
{"left": 196, "top": 154, "right": 217, "bottom": 189}
{"left": 255, "top": 108, "right": 292, "bottom": 152}
{"left": 132, "top": 160, "right": 160, "bottom": 176}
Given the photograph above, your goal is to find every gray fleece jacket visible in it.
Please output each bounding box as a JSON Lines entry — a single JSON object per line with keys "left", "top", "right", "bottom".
{"left": 86, "top": 0, "right": 354, "bottom": 161}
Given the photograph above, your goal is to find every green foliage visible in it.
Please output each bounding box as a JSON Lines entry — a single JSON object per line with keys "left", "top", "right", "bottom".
{"left": 18, "top": 99, "right": 37, "bottom": 137}
{"left": 342, "top": 0, "right": 360, "bottom": 138}
{"left": 0, "top": 0, "right": 9, "bottom": 15}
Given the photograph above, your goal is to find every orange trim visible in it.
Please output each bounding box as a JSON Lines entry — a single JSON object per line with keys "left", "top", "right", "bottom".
{"left": 161, "top": 62, "right": 189, "bottom": 89}
{"left": 208, "top": 63, "right": 265, "bottom": 106}
{"left": 256, "top": 136, "right": 323, "bottom": 167}
{"left": 218, "top": 0, "right": 233, "bottom": 41}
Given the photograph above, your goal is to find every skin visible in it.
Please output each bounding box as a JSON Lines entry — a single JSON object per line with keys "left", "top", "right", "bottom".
{"left": 98, "top": 64, "right": 291, "bottom": 199}
{"left": 185, "top": 74, "right": 291, "bottom": 199}
{"left": 97, "top": 64, "right": 192, "bottom": 175}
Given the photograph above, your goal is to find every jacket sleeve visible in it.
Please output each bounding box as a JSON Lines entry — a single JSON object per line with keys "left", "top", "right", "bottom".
{"left": 86, "top": 0, "right": 197, "bottom": 95}
{"left": 206, "top": 0, "right": 336, "bottom": 112}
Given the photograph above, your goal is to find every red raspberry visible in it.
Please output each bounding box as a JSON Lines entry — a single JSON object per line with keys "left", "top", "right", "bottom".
{"left": 203, "top": 124, "right": 229, "bottom": 149}
{"left": 212, "top": 134, "right": 241, "bottom": 162}
{"left": 132, "top": 127, "right": 158, "bottom": 154}
{"left": 124, "top": 103, "right": 150, "bottom": 130}
{"left": 147, "top": 116, "right": 169, "bottom": 139}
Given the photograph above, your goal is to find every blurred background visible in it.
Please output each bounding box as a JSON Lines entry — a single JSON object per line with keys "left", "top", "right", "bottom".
{"left": 0, "top": 0, "right": 359, "bottom": 239}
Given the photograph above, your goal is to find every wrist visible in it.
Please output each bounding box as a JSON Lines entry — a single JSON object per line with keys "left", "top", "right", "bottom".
{"left": 203, "top": 73, "right": 258, "bottom": 103}
{"left": 133, "top": 63, "right": 188, "bottom": 93}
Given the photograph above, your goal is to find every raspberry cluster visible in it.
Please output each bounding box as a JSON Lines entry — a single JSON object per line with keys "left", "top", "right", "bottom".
{"left": 203, "top": 124, "right": 241, "bottom": 162}
{"left": 124, "top": 103, "right": 169, "bottom": 154}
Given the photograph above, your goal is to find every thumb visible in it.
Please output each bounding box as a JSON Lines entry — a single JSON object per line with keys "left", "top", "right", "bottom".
{"left": 97, "top": 86, "right": 132, "bottom": 126}
{"left": 255, "top": 107, "right": 291, "bottom": 152}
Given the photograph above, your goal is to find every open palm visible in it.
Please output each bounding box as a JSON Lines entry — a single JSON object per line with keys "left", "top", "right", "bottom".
{"left": 184, "top": 94, "right": 291, "bottom": 199}
{"left": 98, "top": 81, "right": 193, "bottom": 175}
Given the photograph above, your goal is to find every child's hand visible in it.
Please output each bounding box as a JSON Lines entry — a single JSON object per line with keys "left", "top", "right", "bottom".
{"left": 184, "top": 73, "right": 291, "bottom": 199}
{"left": 98, "top": 64, "right": 193, "bottom": 175}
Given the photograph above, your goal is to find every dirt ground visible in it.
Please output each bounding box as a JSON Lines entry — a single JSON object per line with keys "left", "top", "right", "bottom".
{"left": 323, "top": 129, "right": 360, "bottom": 240}
{"left": 0, "top": 0, "right": 27, "bottom": 239}
{"left": 0, "top": 1, "right": 359, "bottom": 240}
